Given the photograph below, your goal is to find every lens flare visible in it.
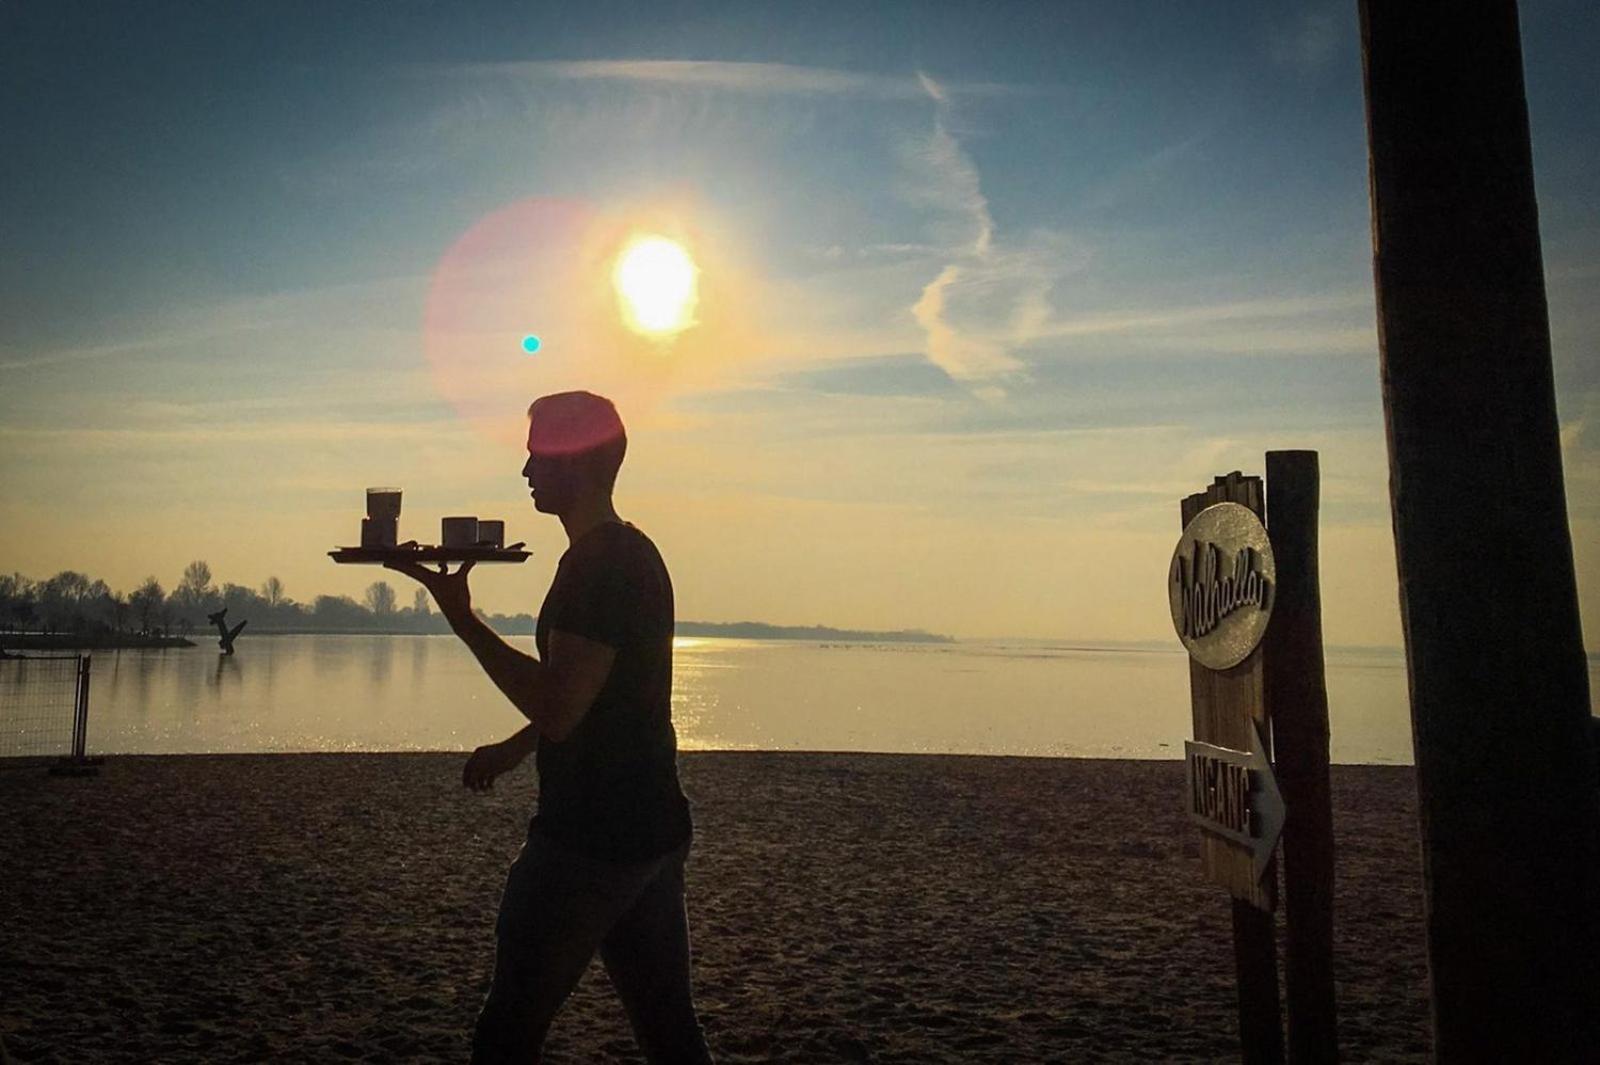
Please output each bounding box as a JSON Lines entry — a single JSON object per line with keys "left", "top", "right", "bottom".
{"left": 614, "top": 236, "right": 698, "bottom": 337}
{"left": 423, "top": 197, "right": 755, "bottom": 444}
{"left": 423, "top": 198, "right": 599, "bottom": 442}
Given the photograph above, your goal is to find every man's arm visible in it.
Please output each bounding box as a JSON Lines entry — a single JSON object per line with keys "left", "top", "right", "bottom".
{"left": 385, "top": 561, "right": 616, "bottom": 741}
{"left": 451, "top": 609, "right": 617, "bottom": 741}
{"left": 449, "top": 608, "right": 550, "bottom": 723}
{"left": 463, "top": 721, "right": 540, "bottom": 791}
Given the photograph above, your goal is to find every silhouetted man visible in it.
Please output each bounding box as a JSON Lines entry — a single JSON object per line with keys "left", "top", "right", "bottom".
{"left": 388, "top": 391, "right": 711, "bottom": 1064}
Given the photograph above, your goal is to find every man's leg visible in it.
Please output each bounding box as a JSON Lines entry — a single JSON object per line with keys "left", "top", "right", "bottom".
{"left": 598, "top": 841, "right": 714, "bottom": 1065}
{"left": 472, "top": 835, "right": 664, "bottom": 1065}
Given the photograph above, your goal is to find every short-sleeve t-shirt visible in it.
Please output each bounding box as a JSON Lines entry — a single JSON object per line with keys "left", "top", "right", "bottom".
{"left": 532, "top": 521, "right": 692, "bottom": 861}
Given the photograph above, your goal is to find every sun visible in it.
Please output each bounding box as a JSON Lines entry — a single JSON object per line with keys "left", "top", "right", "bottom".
{"left": 613, "top": 235, "right": 698, "bottom": 338}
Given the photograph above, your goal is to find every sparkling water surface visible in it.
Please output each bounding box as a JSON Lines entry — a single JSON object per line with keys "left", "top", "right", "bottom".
{"left": 45, "top": 635, "right": 1501, "bottom": 764}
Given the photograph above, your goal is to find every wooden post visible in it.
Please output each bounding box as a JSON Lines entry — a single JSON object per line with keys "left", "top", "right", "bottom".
{"left": 1263, "top": 452, "right": 1336, "bottom": 1063}
{"left": 1182, "top": 474, "right": 1284, "bottom": 1065}
{"left": 1358, "top": 2, "right": 1600, "bottom": 1057}
{"left": 73, "top": 654, "right": 91, "bottom": 760}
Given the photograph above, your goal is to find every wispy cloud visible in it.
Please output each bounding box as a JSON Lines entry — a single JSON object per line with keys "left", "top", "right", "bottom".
{"left": 300, "top": 60, "right": 1027, "bottom": 199}
{"left": 1080, "top": 129, "right": 1212, "bottom": 213}
{"left": 0, "top": 419, "right": 458, "bottom": 451}
{"left": 912, "top": 265, "right": 1014, "bottom": 398}
{"left": 910, "top": 74, "right": 994, "bottom": 256}
{"left": 427, "top": 59, "right": 1034, "bottom": 100}
{"left": 1034, "top": 291, "right": 1371, "bottom": 341}
{"left": 904, "top": 72, "right": 1040, "bottom": 397}
{"left": 0, "top": 315, "right": 304, "bottom": 373}
{"left": 0, "top": 273, "right": 427, "bottom": 373}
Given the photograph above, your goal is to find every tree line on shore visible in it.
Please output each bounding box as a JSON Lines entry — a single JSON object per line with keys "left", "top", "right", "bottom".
{"left": 2, "top": 564, "right": 954, "bottom": 646}
{"left": 0, "top": 563, "right": 534, "bottom": 639}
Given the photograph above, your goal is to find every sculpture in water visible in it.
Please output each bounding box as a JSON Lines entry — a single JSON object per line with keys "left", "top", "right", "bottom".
{"left": 206, "top": 608, "right": 248, "bottom": 655}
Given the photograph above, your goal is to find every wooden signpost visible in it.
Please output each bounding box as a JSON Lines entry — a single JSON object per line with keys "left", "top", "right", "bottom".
{"left": 1171, "top": 456, "right": 1336, "bottom": 1065}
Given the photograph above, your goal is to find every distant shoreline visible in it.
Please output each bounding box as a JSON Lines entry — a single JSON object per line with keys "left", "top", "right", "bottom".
{"left": 0, "top": 632, "right": 195, "bottom": 652}
{"left": 0, "top": 620, "right": 953, "bottom": 650}
{"left": 677, "top": 621, "right": 954, "bottom": 643}
{"left": 235, "top": 621, "right": 956, "bottom": 643}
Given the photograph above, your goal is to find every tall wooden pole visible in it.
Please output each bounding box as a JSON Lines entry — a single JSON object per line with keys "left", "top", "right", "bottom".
{"left": 1357, "top": 2, "right": 1600, "bottom": 1057}
{"left": 1263, "top": 452, "right": 1336, "bottom": 1063}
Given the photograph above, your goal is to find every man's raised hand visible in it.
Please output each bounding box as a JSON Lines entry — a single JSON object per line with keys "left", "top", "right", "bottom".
{"left": 383, "top": 559, "right": 476, "bottom": 624}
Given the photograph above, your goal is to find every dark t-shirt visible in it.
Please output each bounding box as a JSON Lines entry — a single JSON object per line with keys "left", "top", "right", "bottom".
{"left": 532, "top": 521, "right": 692, "bottom": 861}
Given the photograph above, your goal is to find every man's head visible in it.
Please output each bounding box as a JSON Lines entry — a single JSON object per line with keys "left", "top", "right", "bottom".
{"left": 522, "top": 391, "right": 627, "bottom": 515}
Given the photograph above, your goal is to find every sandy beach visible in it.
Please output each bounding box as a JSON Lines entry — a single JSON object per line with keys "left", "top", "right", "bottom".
{"left": 1, "top": 753, "right": 1430, "bottom": 1062}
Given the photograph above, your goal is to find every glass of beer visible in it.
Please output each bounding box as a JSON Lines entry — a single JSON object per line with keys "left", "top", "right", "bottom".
{"left": 366, "top": 487, "right": 402, "bottom": 521}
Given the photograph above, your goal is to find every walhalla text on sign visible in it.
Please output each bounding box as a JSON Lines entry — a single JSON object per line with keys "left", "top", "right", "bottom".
{"left": 1171, "top": 541, "right": 1272, "bottom": 640}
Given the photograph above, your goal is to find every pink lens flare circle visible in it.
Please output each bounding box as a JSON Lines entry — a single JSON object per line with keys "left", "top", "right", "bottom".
{"left": 423, "top": 194, "right": 742, "bottom": 445}
{"left": 423, "top": 198, "right": 619, "bottom": 442}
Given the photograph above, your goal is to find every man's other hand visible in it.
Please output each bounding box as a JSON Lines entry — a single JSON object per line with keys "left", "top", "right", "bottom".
{"left": 384, "top": 560, "right": 475, "bottom": 625}
{"left": 463, "top": 740, "right": 525, "bottom": 791}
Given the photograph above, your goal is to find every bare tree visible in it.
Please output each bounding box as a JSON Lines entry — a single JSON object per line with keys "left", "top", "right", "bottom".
{"left": 0, "top": 573, "right": 29, "bottom": 632}
{"left": 261, "top": 576, "right": 286, "bottom": 608}
{"left": 364, "top": 581, "right": 397, "bottom": 617}
{"left": 130, "top": 577, "right": 164, "bottom": 634}
{"left": 411, "top": 588, "right": 431, "bottom": 616}
{"left": 178, "top": 560, "right": 214, "bottom": 603}
{"left": 39, "top": 571, "right": 92, "bottom": 631}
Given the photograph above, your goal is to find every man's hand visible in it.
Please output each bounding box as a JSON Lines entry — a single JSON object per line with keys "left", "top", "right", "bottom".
{"left": 383, "top": 560, "right": 476, "bottom": 625}
{"left": 462, "top": 740, "right": 527, "bottom": 791}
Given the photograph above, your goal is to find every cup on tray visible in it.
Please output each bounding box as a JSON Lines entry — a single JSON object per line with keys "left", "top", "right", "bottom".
{"left": 361, "top": 517, "right": 398, "bottom": 548}
{"left": 476, "top": 520, "right": 505, "bottom": 548}
{"left": 366, "top": 487, "right": 402, "bottom": 521}
{"left": 441, "top": 516, "right": 479, "bottom": 548}
{"left": 361, "top": 487, "right": 402, "bottom": 548}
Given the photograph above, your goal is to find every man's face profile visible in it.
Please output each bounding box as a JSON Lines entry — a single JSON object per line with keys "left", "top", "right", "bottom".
{"left": 523, "top": 391, "right": 627, "bottom": 516}
{"left": 522, "top": 450, "right": 584, "bottom": 515}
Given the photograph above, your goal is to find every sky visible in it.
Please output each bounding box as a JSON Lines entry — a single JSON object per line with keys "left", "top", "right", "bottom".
{"left": 2, "top": 1, "right": 1597, "bottom": 645}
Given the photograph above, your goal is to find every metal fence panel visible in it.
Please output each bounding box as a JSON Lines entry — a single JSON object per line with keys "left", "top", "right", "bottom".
{"left": 0, "top": 654, "right": 83, "bottom": 762}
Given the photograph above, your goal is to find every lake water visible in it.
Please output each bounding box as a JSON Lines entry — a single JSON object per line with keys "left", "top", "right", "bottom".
{"left": 25, "top": 635, "right": 1486, "bottom": 765}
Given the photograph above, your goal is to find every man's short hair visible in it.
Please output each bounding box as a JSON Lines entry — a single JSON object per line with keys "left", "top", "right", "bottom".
{"left": 527, "top": 391, "right": 627, "bottom": 489}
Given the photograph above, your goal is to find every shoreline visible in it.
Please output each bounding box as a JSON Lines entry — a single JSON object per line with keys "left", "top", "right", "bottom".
{"left": 51, "top": 747, "right": 1419, "bottom": 767}
{"left": 0, "top": 632, "right": 194, "bottom": 651}
{"left": 0, "top": 625, "right": 957, "bottom": 649}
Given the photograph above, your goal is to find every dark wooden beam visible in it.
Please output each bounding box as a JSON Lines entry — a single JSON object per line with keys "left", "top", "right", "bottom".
{"left": 1357, "top": 1, "right": 1600, "bottom": 1056}
{"left": 1263, "top": 451, "right": 1337, "bottom": 1064}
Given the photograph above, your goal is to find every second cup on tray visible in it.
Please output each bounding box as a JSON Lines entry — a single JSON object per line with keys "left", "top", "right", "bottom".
{"left": 441, "top": 516, "right": 479, "bottom": 548}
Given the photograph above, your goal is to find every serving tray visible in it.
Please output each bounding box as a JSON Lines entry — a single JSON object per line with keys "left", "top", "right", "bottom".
{"left": 329, "top": 543, "right": 530, "bottom": 565}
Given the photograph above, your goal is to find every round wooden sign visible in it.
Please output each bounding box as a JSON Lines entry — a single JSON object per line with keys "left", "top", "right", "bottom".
{"left": 1169, "top": 502, "right": 1276, "bottom": 670}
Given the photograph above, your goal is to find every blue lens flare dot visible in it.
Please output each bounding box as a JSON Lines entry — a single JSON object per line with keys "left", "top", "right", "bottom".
{"left": 521, "top": 334, "right": 542, "bottom": 354}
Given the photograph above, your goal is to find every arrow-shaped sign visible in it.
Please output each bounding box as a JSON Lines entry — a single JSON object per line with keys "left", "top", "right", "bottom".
{"left": 1184, "top": 720, "right": 1286, "bottom": 882}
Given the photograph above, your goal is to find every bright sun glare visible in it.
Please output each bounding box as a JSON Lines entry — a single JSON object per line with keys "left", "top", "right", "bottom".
{"left": 614, "top": 236, "right": 698, "bottom": 337}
